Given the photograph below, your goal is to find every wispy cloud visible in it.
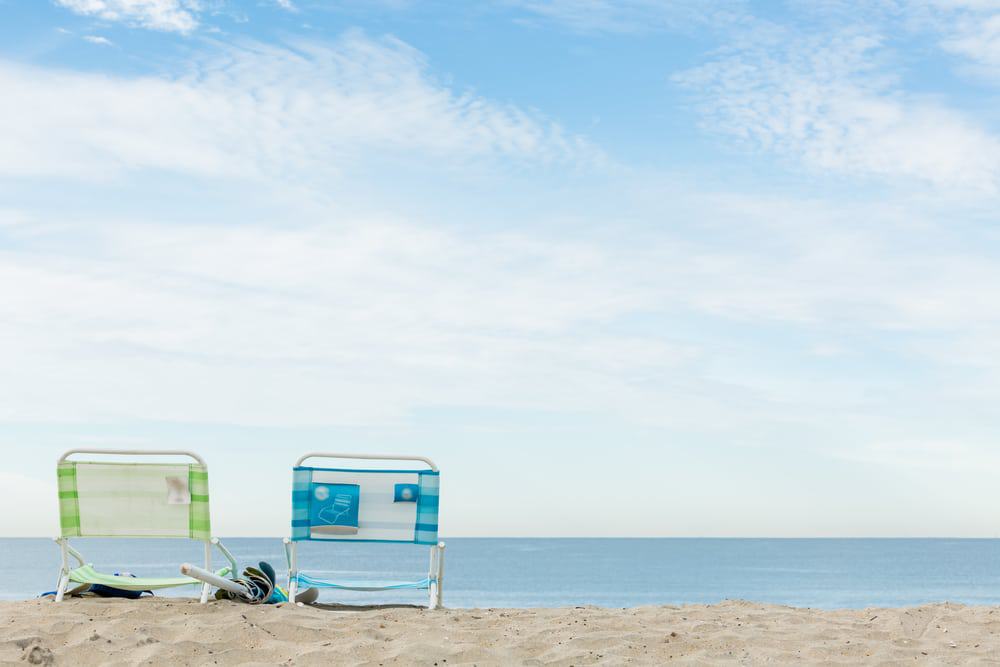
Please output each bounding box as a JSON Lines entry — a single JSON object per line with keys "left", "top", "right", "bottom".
{"left": 0, "top": 215, "right": 684, "bottom": 426}
{"left": 2, "top": 186, "right": 999, "bottom": 432}
{"left": 82, "top": 34, "right": 114, "bottom": 46}
{"left": 508, "top": 0, "right": 744, "bottom": 33}
{"left": 676, "top": 28, "right": 1000, "bottom": 191}
{"left": 0, "top": 33, "right": 596, "bottom": 182}
{"left": 55, "top": 0, "right": 200, "bottom": 33}
{"left": 938, "top": 8, "right": 1000, "bottom": 74}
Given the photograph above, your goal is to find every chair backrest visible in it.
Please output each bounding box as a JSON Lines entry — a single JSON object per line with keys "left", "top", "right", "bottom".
{"left": 57, "top": 449, "right": 211, "bottom": 540}
{"left": 291, "top": 453, "right": 439, "bottom": 545}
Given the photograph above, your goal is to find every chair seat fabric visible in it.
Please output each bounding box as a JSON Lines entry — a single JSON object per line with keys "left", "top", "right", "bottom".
{"left": 68, "top": 564, "right": 232, "bottom": 591}
{"left": 293, "top": 572, "right": 432, "bottom": 591}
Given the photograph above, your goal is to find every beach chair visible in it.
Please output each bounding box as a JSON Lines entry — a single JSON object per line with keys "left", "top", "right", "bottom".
{"left": 53, "top": 449, "right": 238, "bottom": 603}
{"left": 284, "top": 452, "right": 445, "bottom": 609}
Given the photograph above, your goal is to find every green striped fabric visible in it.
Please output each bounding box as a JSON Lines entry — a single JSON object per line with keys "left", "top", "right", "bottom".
{"left": 57, "top": 463, "right": 81, "bottom": 537}
{"left": 68, "top": 564, "right": 232, "bottom": 590}
{"left": 57, "top": 461, "right": 212, "bottom": 539}
{"left": 188, "top": 466, "right": 211, "bottom": 540}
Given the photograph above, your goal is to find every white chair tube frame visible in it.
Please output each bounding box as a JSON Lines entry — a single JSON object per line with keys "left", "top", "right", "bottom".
{"left": 295, "top": 452, "right": 438, "bottom": 471}
{"left": 282, "top": 538, "right": 446, "bottom": 609}
{"left": 53, "top": 449, "right": 238, "bottom": 604}
{"left": 58, "top": 448, "right": 208, "bottom": 466}
{"left": 287, "top": 453, "right": 444, "bottom": 609}
{"left": 284, "top": 537, "right": 299, "bottom": 606}
{"left": 428, "top": 542, "right": 445, "bottom": 610}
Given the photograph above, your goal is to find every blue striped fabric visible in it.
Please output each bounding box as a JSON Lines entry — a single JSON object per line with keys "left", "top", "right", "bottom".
{"left": 291, "top": 467, "right": 311, "bottom": 541}
{"left": 290, "top": 466, "right": 439, "bottom": 544}
{"left": 293, "top": 572, "right": 433, "bottom": 591}
{"left": 414, "top": 471, "right": 439, "bottom": 545}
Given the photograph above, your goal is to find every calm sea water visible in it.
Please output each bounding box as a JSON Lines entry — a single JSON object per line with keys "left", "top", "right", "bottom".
{"left": 3, "top": 538, "right": 1000, "bottom": 609}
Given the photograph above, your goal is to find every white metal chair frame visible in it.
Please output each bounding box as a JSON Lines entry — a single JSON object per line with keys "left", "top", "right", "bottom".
{"left": 285, "top": 452, "right": 446, "bottom": 609}
{"left": 54, "top": 449, "right": 238, "bottom": 603}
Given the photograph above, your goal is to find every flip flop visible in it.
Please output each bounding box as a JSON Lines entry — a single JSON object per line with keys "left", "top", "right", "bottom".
{"left": 257, "top": 561, "right": 276, "bottom": 588}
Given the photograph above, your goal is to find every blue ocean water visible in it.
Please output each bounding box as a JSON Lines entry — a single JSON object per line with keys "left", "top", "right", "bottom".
{"left": 3, "top": 538, "right": 1000, "bottom": 609}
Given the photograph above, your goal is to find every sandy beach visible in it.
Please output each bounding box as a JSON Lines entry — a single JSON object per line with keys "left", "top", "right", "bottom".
{"left": 3, "top": 599, "right": 1000, "bottom": 665}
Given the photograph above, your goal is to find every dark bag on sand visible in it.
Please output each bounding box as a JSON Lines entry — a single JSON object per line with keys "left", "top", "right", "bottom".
{"left": 88, "top": 584, "right": 151, "bottom": 600}
{"left": 88, "top": 573, "right": 153, "bottom": 599}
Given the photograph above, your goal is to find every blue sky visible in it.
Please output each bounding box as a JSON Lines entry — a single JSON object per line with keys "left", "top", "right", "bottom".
{"left": 2, "top": 0, "right": 999, "bottom": 537}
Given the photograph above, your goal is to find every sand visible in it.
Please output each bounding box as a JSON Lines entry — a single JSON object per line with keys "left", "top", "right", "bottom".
{"left": 3, "top": 598, "right": 1000, "bottom": 665}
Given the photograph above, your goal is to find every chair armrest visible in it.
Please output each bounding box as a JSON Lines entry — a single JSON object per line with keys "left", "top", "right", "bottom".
{"left": 54, "top": 537, "right": 86, "bottom": 567}
{"left": 212, "top": 538, "right": 238, "bottom": 577}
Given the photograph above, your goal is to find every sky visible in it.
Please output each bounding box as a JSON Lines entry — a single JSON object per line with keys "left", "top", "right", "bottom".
{"left": 1, "top": 0, "right": 999, "bottom": 537}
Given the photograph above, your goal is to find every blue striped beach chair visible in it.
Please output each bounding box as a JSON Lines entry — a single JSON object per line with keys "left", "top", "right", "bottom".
{"left": 284, "top": 453, "right": 445, "bottom": 609}
{"left": 53, "top": 449, "right": 238, "bottom": 603}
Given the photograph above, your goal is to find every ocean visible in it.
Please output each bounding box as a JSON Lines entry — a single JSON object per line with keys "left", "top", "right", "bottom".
{"left": 3, "top": 538, "right": 1000, "bottom": 609}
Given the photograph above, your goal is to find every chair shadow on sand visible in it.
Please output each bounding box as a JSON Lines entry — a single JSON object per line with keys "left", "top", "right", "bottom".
{"left": 309, "top": 602, "right": 427, "bottom": 612}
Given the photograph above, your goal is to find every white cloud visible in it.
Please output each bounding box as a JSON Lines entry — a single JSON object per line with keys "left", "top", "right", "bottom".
{"left": 55, "top": 0, "right": 200, "bottom": 33}
{"left": 4, "top": 187, "right": 1000, "bottom": 537}
{"left": 842, "top": 2, "right": 1000, "bottom": 78}
{"left": 508, "top": 0, "right": 743, "bottom": 33}
{"left": 676, "top": 30, "right": 1000, "bottom": 191}
{"left": 82, "top": 34, "right": 114, "bottom": 45}
{"left": 939, "top": 10, "right": 1000, "bottom": 71}
{"left": 274, "top": 0, "right": 297, "bottom": 11}
{"left": 0, "top": 33, "right": 594, "bottom": 182}
{"left": 0, "top": 215, "right": 688, "bottom": 426}
{"left": 2, "top": 188, "right": 999, "bottom": 432}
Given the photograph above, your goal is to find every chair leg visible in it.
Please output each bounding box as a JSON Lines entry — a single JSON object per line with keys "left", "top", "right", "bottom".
{"left": 427, "top": 542, "right": 445, "bottom": 609}
{"left": 285, "top": 539, "right": 298, "bottom": 605}
{"left": 427, "top": 545, "right": 438, "bottom": 609}
{"left": 54, "top": 538, "right": 71, "bottom": 602}
{"left": 200, "top": 540, "right": 213, "bottom": 603}
{"left": 435, "top": 543, "right": 445, "bottom": 609}
{"left": 54, "top": 574, "right": 69, "bottom": 602}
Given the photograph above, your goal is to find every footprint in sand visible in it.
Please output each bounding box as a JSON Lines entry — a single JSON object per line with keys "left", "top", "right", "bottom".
{"left": 23, "top": 644, "right": 54, "bottom": 666}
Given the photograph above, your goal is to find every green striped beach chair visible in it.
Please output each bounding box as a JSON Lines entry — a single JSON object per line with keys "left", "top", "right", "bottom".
{"left": 284, "top": 453, "right": 445, "bottom": 609}
{"left": 54, "top": 449, "right": 237, "bottom": 603}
